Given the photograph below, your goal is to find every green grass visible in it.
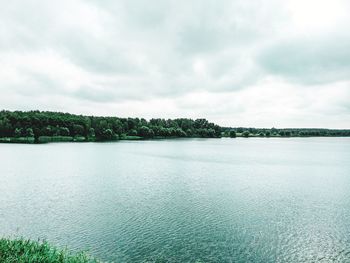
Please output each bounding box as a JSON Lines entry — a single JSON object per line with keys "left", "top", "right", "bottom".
{"left": 0, "top": 238, "right": 100, "bottom": 263}
{"left": 73, "top": 136, "right": 86, "bottom": 142}
{"left": 0, "top": 137, "right": 35, "bottom": 143}
{"left": 38, "top": 136, "right": 74, "bottom": 143}
{"left": 120, "top": 135, "right": 142, "bottom": 140}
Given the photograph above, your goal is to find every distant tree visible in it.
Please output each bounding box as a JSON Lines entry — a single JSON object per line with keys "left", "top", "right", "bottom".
{"left": 242, "top": 131, "right": 250, "bottom": 138}
{"left": 111, "top": 119, "right": 123, "bottom": 135}
{"left": 186, "top": 129, "right": 193, "bottom": 137}
{"left": 175, "top": 128, "right": 187, "bottom": 137}
{"left": 2, "top": 110, "right": 350, "bottom": 142}
{"left": 298, "top": 131, "right": 306, "bottom": 137}
{"left": 59, "top": 127, "right": 70, "bottom": 136}
{"left": 14, "top": 128, "right": 22, "bottom": 138}
{"left": 88, "top": 128, "right": 95, "bottom": 138}
{"left": 128, "top": 129, "right": 137, "bottom": 136}
{"left": 25, "top": 128, "right": 34, "bottom": 137}
{"left": 229, "top": 130, "right": 236, "bottom": 138}
{"left": 73, "top": 124, "right": 84, "bottom": 136}
{"left": 102, "top": 128, "right": 114, "bottom": 140}
{"left": 0, "top": 118, "right": 12, "bottom": 137}
{"left": 138, "top": 126, "right": 154, "bottom": 138}
{"left": 271, "top": 127, "right": 278, "bottom": 136}
{"left": 43, "top": 126, "right": 54, "bottom": 136}
{"left": 249, "top": 128, "right": 256, "bottom": 134}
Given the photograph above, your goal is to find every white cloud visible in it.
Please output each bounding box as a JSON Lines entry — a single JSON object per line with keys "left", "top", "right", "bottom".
{"left": 0, "top": 0, "right": 349, "bottom": 127}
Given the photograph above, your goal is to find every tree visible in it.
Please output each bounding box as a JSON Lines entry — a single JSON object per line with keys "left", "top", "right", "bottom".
{"left": 229, "top": 130, "right": 236, "bottom": 138}
{"left": 242, "top": 131, "right": 250, "bottom": 138}
{"left": 88, "top": 128, "right": 95, "bottom": 138}
{"left": 25, "top": 128, "right": 34, "bottom": 137}
{"left": 101, "top": 129, "right": 114, "bottom": 140}
{"left": 0, "top": 118, "right": 13, "bottom": 137}
{"left": 271, "top": 127, "right": 277, "bottom": 135}
{"left": 59, "top": 127, "right": 70, "bottom": 136}
{"left": 14, "top": 128, "right": 22, "bottom": 138}
{"left": 73, "top": 124, "right": 84, "bottom": 136}
{"left": 175, "top": 128, "right": 187, "bottom": 137}
{"left": 138, "top": 126, "right": 154, "bottom": 138}
{"left": 128, "top": 129, "right": 137, "bottom": 136}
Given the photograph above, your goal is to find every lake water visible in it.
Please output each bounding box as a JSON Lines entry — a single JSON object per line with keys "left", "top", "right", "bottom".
{"left": 1, "top": 138, "right": 350, "bottom": 262}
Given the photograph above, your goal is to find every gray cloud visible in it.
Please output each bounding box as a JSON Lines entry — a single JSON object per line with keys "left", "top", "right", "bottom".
{"left": 258, "top": 35, "right": 350, "bottom": 84}
{"left": 0, "top": 0, "right": 349, "bottom": 127}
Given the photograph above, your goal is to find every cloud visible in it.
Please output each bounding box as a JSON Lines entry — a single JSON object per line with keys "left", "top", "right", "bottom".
{"left": 0, "top": 0, "right": 349, "bottom": 127}
{"left": 258, "top": 35, "right": 350, "bottom": 84}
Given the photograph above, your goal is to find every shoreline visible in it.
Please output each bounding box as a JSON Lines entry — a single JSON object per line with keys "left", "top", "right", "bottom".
{"left": 1, "top": 135, "right": 349, "bottom": 144}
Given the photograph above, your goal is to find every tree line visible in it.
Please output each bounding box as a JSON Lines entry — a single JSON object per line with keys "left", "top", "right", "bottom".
{"left": 0, "top": 110, "right": 221, "bottom": 142}
{"left": 222, "top": 127, "right": 350, "bottom": 137}
{"left": 1, "top": 110, "right": 349, "bottom": 143}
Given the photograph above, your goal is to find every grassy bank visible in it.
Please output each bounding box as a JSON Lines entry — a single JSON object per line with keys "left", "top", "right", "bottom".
{"left": 0, "top": 137, "right": 35, "bottom": 143}
{"left": 0, "top": 238, "right": 100, "bottom": 263}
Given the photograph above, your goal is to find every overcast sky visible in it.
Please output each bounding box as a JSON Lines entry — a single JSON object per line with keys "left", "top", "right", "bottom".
{"left": 1, "top": 0, "right": 349, "bottom": 128}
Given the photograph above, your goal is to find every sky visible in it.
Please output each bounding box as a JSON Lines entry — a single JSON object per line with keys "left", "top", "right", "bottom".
{"left": 0, "top": 0, "right": 349, "bottom": 128}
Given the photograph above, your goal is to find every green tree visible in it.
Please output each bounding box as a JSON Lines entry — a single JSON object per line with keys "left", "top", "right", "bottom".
{"left": 128, "top": 129, "right": 137, "bottom": 136}
{"left": 102, "top": 129, "right": 114, "bottom": 140}
{"left": 25, "top": 128, "right": 34, "bottom": 137}
{"left": 242, "top": 131, "right": 250, "bottom": 138}
{"left": 138, "top": 126, "right": 154, "bottom": 138}
{"left": 73, "top": 124, "right": 84, "bottom": 136}
{"left": 88, "top": 128, "right": 95, "bottom": 138}
{"left": 229, "top": 130, "right": 236, "bottom": 138}
{"left": 14, "top": 128, "right": 22, "bottom": 138}
{"left": 59, "top": 127, "right": 70, "bottom": 136}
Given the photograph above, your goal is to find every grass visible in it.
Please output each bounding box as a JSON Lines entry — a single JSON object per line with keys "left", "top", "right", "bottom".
{"left": 38, "top": 136, "right": 74, "bottom": 143}
{"left": 0, "top": 137, "right": 35, "bottom": 143}
{"left": 0, "top": 238, "right": 100, "bottom": 263}
{"left": 119, "top": 135, "right": 142, "bottom": 140}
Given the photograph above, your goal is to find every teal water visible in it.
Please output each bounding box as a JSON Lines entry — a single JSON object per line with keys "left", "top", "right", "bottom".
{"left": 0, "top": 138, "right": 350, "bottom": 262}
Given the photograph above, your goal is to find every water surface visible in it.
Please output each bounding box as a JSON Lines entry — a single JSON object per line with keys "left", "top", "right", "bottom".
{"left": 1, "top": 138, "right": 350, "bottom": 262}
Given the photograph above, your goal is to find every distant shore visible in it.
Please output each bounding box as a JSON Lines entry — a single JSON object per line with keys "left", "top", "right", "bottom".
{"left": 1, "top": 134, "right": 350, "bottom": 144}
{"left": 0, "top": 110, "right": 349, "bottom": 144}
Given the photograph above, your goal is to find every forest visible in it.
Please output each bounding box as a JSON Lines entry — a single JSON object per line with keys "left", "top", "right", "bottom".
{"left": 221, "top": 127, "right": 350, "bottom": 138}
{"left": 0, "top": 110, "right": 221, "bottom": 143}
{"left": 0, "top": 110, "right": 349, "bottom": 143}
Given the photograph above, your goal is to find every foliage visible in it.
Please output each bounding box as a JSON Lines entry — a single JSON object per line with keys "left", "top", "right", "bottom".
{"left": 0, "top": 238, "right": 99, "bottom": 263}
{"left": 38, "top": 136, "right": 73, "bottom": 143}
{"left": 242, "top": 131, "right": 250, "bottom": 137}
{"left": 2, "top": 110, "right": 349, "bottom": 143}
{"left": 229, "top": 130, "right": 236, "bottom": 138}
{"left": 0, "top": 111, "right": 222, "bottom": 142}
{"left": 221, "top": 127, "right": 350, "bottom": 137}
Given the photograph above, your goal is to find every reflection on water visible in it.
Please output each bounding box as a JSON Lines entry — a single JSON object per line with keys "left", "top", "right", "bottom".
{"left": 1, "top": 138, "right": 350, "bottom": 262}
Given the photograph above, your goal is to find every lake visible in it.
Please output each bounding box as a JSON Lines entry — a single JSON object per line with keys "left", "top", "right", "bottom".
{"left": 1, "top": 138, "right": 350, "bottom": 262}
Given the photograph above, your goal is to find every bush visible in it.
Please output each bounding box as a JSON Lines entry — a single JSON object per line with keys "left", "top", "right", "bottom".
{"left": 0, "top": 238, "right": 100, "bottom": 263}
{"left": 38, "top": 136, "right": 73, "bottom": 143}
{"left": 242, "top": 131, "right": 250, "bottom": 138}
{"left": 74, "top": 136, "right": 86, "bottom": 142}
{"left": 229, "top": 130, "right": 236, "bottom": 138}
{"left": 0, "top": 137, "right": 34, "bottom": 143}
